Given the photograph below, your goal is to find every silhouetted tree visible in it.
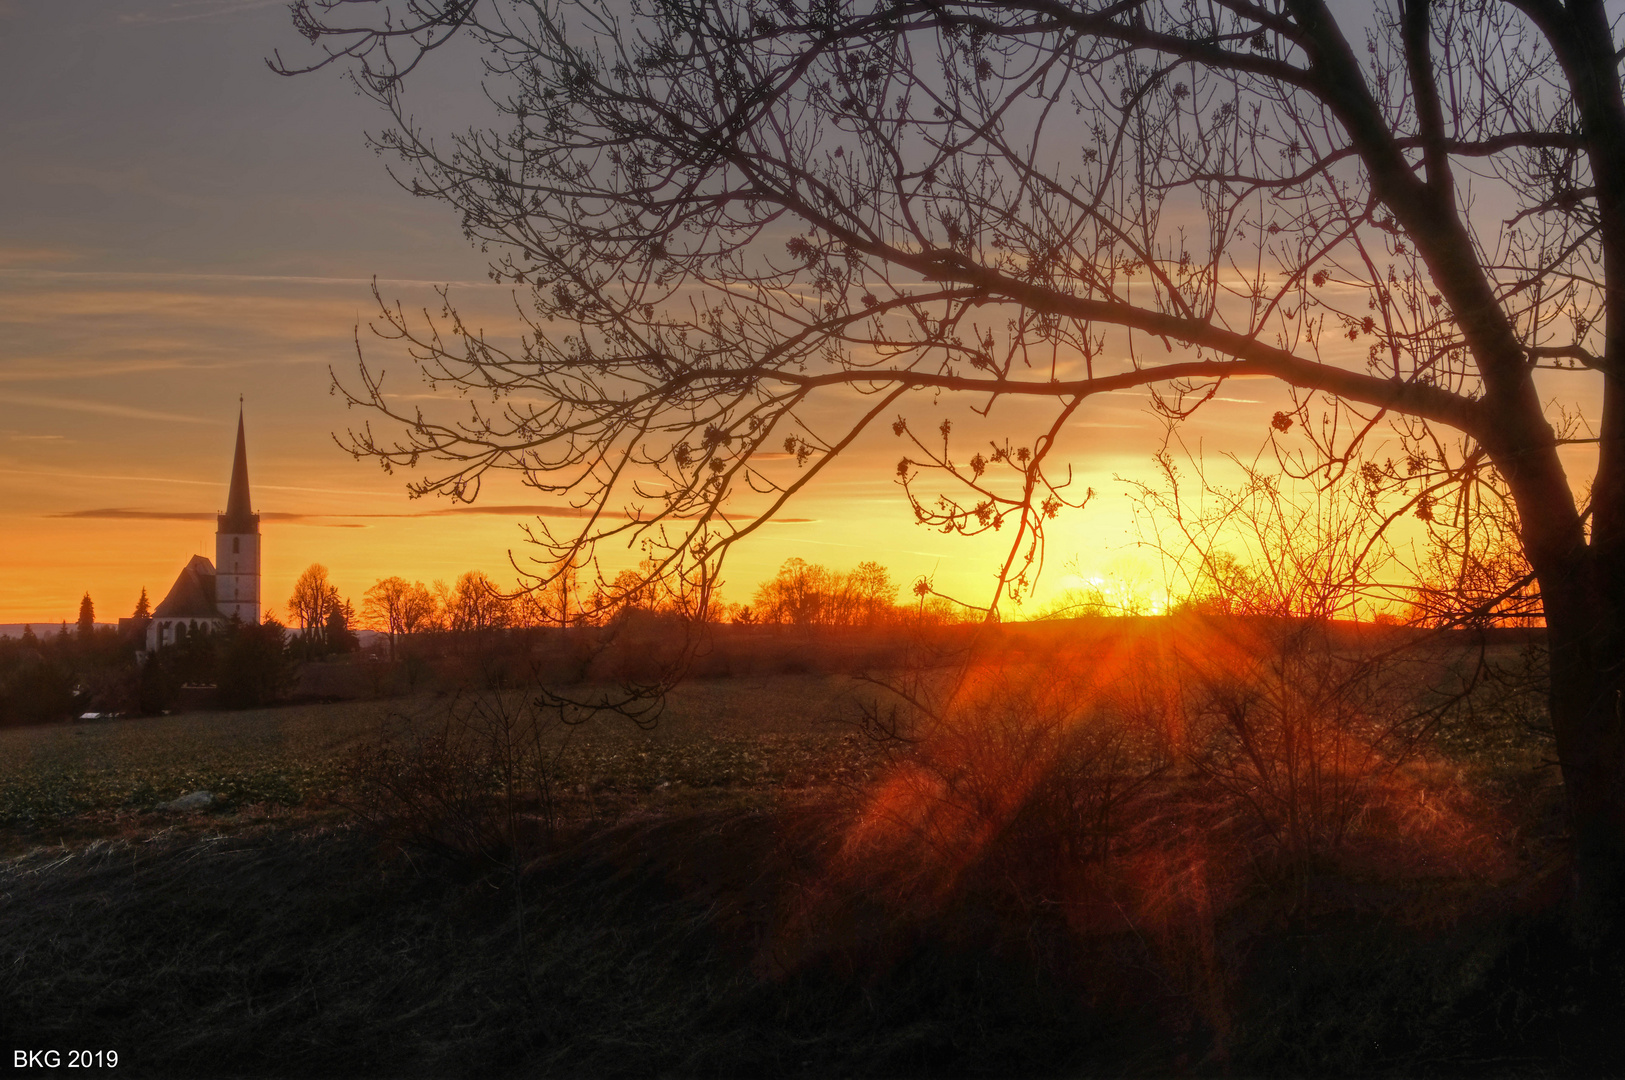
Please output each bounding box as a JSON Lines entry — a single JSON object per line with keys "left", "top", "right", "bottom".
{"left": 132, "top": 587, "right": 151, "bottom": 621}
{"left": 285, "top": 0, "right": 1625, "bottom": 928}
{"left": 751, "top": 558, "right": 901, "bottom": 626}
{"left": 76, "top": 593, "right": 94, "bottom": 641}
{"left": 216, "top": 616, "right": 292, "bottom": 709}
{"left": 136, "top": 650, "right": 168, "bottom": 717}
{"left": 289, "top": 564, "right": 336, "bottom": 640}
{"left": 447, "top": 570, "right": 513, "bottom": 632}
{"left": 849, "top": 561, "right": 900, "bottom": 626}
{"left": 532, "top": 551, "right": 585, "bottom": 628}
{"left": 289, "top": 563, "right": 357, "bottom": 656}
{"left": 0, "top": 642, "right": 74, "bottom": 726}
{"left": 166, "top": 621, "right": 219, "bottom": 686}
{"left": 753, "top": 558, "right": 828, "bottom": 626}
{"left": 325, "top": 599, "right": 360, "bottom": 654}
{"left": 362, "top": 576, "right": 440, "bottom": 660}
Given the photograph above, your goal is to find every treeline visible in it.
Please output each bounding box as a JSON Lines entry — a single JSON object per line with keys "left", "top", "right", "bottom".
{"left": 0, "top": 555, "right": 971, "bottom": 725}
{"left": 743, "top": 558, "right": 897, "bottom": 626}
{"left": 357, "top": 556, "right": 976, "bottom": 651}
{"left": 740, "top": 557, "right": 971, "bottom": 626}
{"left": 0, "top": 593, "right": 290, "bottom": 726}
{"left": 0, "top": 601, "right": 113, "bottom": 727}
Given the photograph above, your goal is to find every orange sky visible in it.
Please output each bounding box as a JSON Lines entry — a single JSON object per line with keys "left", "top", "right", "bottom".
{"left": 0, "top": 3, "right": 1605, "bottom": 628}
{"left": 0, "top": 3, "right": 1218, "bottom": 626}
{"left": 0, "top": 261, "right": 1264, "bottom": 625}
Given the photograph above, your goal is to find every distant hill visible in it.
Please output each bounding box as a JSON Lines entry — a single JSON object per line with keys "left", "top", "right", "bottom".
{"left": 0, "top": 623, "right": 117, "bottom": 639}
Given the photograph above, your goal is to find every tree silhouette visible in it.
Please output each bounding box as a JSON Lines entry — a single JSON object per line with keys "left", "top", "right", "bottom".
{"left": 216, "top": 617, "right": 292, "bottom": 709}
{"left": 289, "top": 564, "right": 335, "bottom": 640}
{"left": 362, "top": 576, "right": 440, "bottom": 659}
{"left": 284, "top": 1, "right": 1625, "bottom": 928}
{"left": 751, "top": 557, "right": 902, "bottom": 625}
{"left": 289, "top": 564, "right": 355, "bottom": 655}
{"left": 76, "top": 593, "right": 94, "bottom": 641}
{"left": 132, "top": 587, "right": 151, "bottom": 621}
{"left": 447, "top": 570, "right": 514, "bottom": 632}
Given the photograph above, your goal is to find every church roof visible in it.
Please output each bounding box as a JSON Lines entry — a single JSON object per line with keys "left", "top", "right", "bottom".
{"left": 152, "top": 555, "right": 220, "bottom": 620}
{"left": 218, "top": 408, "right": 258, "bottom": 534}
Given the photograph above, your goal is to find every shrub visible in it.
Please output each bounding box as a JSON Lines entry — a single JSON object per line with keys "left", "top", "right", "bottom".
{"left": 339, "top": 690, "right": 570, "bottom": 869}
{"left": 216, "top": 618, "right": 293, "bottom": 709}
{"left": 833, "top": 654, "right": 1173, "bottom": 922}
{"left": 0, "top": 648, "right": 75, "bottom": 726}
{"left": 1179, "top": 618, "right": 1452, "bottom": 877}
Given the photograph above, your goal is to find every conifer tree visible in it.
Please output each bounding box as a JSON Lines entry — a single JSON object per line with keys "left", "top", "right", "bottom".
{"left": 77, "top": 593, "right": 94, "bottom": 640}
{"left": 133, "top": 587, "right": 151, "bottom": 620}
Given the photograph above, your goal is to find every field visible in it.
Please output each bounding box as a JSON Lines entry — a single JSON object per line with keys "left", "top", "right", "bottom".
{"left": 0, "top": 673, "right": 884, "bottom": 849}
{"left": 1, "top": 624, "right": 1617, "bottom": 1077}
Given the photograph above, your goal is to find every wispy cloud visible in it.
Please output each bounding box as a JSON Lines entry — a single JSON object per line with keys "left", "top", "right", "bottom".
{"left": 49, "top": 507, "right": 366, "bottom": 530}
{"left": 356, "top": 503, "right": 818, "bottom": 524}
{"left": 0, "top": 393, "right": 225, "bottom": 425}
{"left": 51, "top": 508, "right": 304, "bottom": 523}
{"left": 0, "top": 358, "right": 235, "bottom": 384}
{"left": 50, "top": 504, "right": 816, "bottom": 524}
{"left": 410, "top": 503, "right": 815, "bottom": 523}
{"left": 0, "top": 267, "right": 503, "bottom": 290}
{"left": 0, "top": 468, "right": 222, "bottom": 489}
{"left": 783, "top": 535, "right": 949, "bottom": 558}
{"left": 115, "top": 0, "right": 289, "bottom": 26}
{"left": 1, "top": 469, "right": 430, "bottom": 500}
{"left": 0, "top": 246, "right": 79, "bottom": 267}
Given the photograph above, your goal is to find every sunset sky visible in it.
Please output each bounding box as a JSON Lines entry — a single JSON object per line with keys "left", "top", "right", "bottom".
{"left": 2, "top": 1, "right": 1592, "bottom": 628}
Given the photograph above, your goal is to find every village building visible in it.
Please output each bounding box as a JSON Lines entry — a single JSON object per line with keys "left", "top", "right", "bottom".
{"left": 145, "top": 410, "right": 262, "bottom": 651}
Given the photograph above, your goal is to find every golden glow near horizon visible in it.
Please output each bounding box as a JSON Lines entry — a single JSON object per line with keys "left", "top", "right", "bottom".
{"left": 0, "top": 3, "right": 1603, "bottom": 628}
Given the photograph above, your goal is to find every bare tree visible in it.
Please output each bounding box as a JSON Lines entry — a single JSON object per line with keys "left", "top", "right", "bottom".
{"left": 534, "top": 551, "right": 585, "bottom": 628}
{"left": 289, "top": 564, "right": 338, "bottom": 639}
{"left": 447, "top": 570, "right": 515, "bottom": 632}
{"left": 283, "top": 0, "right": 1625, "bottom": 929}
{"left": 1130, "top": 438, "right": 1398, "bottom": 620}
{"left": 750, "top": 557, "right": 901, "bottom": 625}
{"left": 752, "top": 557, "right": 830, "bottom": 626}
{"left": 849, "top": 560, "right": 900, "bottom": 625}
{"left": 363, "top": 575, "right": 442, "bottom": 659}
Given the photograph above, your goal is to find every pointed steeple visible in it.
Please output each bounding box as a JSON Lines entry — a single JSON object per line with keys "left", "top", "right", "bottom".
{"left": 218, "top": 404, "right": 259, "bottom": 534}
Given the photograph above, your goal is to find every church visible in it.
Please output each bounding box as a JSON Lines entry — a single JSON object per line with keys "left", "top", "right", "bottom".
{"left": 145, "top": 409, "right": 262, "bottom": 651}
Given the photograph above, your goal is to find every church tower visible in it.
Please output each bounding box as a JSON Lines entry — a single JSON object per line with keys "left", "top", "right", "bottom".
{"left": 215, "top": 407, "right": 261, "bottom": 624}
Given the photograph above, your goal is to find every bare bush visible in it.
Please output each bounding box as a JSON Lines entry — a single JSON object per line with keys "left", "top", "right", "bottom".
{"left": 1126, "top": 441, "right": 1489, "bottom": 874}
{"left": 1177, "top": 619, "right": 1451, "bottom": 876}
{"left": 836, "top": 652, "right": 1173, "bottom": 922}
{"left": 340, "top": 689, "right": 570, "bottom": 869}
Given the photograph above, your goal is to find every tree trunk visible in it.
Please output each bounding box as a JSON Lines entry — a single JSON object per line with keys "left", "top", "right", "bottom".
{"left": 1496, "top": 405, "right": 1625, "bottom": 938}
{"left": 1538, "top": 551, "right": 1625, "bottom": 940}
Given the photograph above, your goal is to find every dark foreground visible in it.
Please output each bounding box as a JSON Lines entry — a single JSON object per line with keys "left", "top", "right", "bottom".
{"left": 3, "top": 633, "right": 1624, "bottom": 1078}
{"left": 2, "top": 808, "right": 1622, "bottom": 1078}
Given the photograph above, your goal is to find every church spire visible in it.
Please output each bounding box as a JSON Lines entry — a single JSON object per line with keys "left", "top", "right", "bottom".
{"left": 218, "top": 404, "right": 258, "bottom": 535}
